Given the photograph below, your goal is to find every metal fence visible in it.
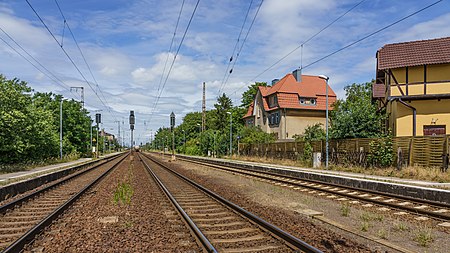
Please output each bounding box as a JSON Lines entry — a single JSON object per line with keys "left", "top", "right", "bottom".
{"left": 239, "top": 135, "right": 450, "bottom": 169}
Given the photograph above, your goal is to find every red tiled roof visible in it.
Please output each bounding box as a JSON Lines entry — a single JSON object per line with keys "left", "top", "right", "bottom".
{"left": 267, "top": 74, "right": 336, "bottom": 97}
{"left": 377, "top": 36, "right": 450, "bottom": 70}
{"left": 243, "top": 73, "right": 337, "bottom": 116}
{"left": 243, "top": 101, "right": 254, "bottom": 118}
{"left": 258, "top": 86, "right": 270, "bottom": 111}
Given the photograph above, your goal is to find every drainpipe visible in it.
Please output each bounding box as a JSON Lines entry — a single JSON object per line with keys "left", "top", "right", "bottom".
{"left": 397, "top": 98, "right": 416, "bottom": 136}
{"left": 284, "top": 108, "right": 287, "bottom": 138}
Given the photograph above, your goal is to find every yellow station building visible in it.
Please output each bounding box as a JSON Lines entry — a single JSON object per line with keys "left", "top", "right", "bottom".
{"left": 373, "top": 37, "right": 450, "bottom": 136}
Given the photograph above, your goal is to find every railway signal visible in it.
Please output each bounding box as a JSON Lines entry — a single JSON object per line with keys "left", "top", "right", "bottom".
{"left": 130, "top": 111, "right": 135, "bottom": 148}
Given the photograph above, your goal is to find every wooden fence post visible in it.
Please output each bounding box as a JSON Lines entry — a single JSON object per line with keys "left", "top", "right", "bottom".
{"left": 408, "top": 137, "right": 413, "bottom": 166}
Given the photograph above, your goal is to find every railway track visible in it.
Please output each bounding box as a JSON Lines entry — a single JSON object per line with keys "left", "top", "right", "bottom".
{"left": 0, "top": 153, "right": 128, "bottom": 252}
{"left": 175, "top": 155, "right": 450, "bottom": 223}
{"left": 140, "top": 153, "right": 322, "bottom": 253}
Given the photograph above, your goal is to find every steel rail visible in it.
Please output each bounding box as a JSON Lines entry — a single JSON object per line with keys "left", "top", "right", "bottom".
{"left": 142, "top": 153, "right": 323, "bottom": 253}
{"left": 2, "top": 153, "right": 128, "bottom": 252}
{"left": 0, "top": 153, "right": 124, "bottom": 215}
{"left": 177, "top": 155, "right": 450, "bottom": 221}
{"left": 138, "top": 154, "right": 217, "bottom": 253}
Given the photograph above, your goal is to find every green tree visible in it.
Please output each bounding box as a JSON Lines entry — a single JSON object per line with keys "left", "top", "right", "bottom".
{"left": 293, "top": 123, "right": 325, "bottom": 142}
{"left": 0, "top": 75, "right": 58, "bottom": 164}
{"left": 330, "top": 81, "right": 384, "bottom": 139}
{"left": 241, "top": 82, "right": 268, "bottom": 108}
{"left": 240, "top": 126, "right": 275, "bottom": 144}
{"left": 212, "top": 93, "right": 233, "bottom": 131}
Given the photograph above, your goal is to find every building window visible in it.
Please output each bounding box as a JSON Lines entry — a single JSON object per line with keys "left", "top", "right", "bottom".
{"left": 269, "top": 95, "right": 278, "bottom": 108}
{"left": 268, "top": 112, "right": 280, "bottom": 126}
{"left": 423, "top": 125, "right": 446, "bottom": 136}
{"left": 299, "top": 97, "right": 316, "bottom": 106}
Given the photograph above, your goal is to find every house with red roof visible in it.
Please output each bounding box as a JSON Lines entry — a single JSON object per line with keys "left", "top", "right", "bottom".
{"left": 373, "top": 36, "right": 450, "bottom": 136}
{"left": 243, "top": 69, "right": 336, "bottom": 140}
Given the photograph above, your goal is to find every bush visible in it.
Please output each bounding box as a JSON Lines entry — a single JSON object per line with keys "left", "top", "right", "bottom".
{"left": 367, "top": 134, "right": 394, "bottom": 167}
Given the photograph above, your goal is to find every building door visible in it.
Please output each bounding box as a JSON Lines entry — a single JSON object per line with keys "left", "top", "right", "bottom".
{"left": 423, "top": 125, "right": 446, "bottom": 136}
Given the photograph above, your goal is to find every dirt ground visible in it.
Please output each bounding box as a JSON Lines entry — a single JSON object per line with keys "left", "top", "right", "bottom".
{"left": 169, "top": 158, "right": 450, "bottom": 253}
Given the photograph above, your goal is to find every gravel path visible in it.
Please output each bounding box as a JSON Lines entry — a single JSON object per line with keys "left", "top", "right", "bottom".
{"left": 24, "top": 153, "right": 201, "bottom": 252}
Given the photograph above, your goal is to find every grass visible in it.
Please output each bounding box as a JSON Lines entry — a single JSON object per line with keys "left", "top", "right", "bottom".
{"left": 360, "top": 221, "right": 370, "bottom": 232}
{"left": 340, "top": 203, "right": 351, "bottom": 217}
{"left": 393, "top": 220, "right": 409, "bottom": 232}
{"left": 377, "top": 228, "right": 388, "bottom": 239}
{"left": 414, "top": 226, "right": 434, "bottom": 247}
{"left": 123, "top": 220, "right": 133, "bottom": 228}
{"left": 234, "top": 155, "right": 450, "bottom": 183}
{"left": 360, "top": 211, "right": 384, "bottom": 222}
{"left": 113, "top": 182, "right": 134, "bottom": 205}
{"left": 113, "top": 160, "right": 135, "bottom": 205}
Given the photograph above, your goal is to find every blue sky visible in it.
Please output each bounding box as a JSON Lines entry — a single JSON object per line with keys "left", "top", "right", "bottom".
{"left": 1, "top": 0, "right": 450, "bottom": 145}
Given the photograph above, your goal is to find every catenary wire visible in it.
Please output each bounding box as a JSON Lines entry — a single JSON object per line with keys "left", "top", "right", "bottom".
{"left": 227, "top": 0, "right": 366, "bottom": 96}
{"left": 302, "top": 0, "right": 443, "bottom": 70}
{"left": 228, "top": 0, "right": 442, "bottom": 98}
{"left": 149, "top": 0, "right": 201, "bottom": 120}
{"left": 218, "top": 0, "right": 263, "bottom": 96}
{"left": 0, "top": 28, "right": 82, "bottom": 100}
{"left": 217, "top": 0, "right": 254, "bottom": 95}
{"left": 150, "top": 0, "right": 186, "bottom": 115}
{"left": 54, "top": 0, "right": 119, "bottom": 122}
{"left": 25, "top": 0, "right": 117, "bottom": 121}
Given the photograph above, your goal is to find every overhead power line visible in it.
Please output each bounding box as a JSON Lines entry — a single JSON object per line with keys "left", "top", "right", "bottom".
{"left": 53, "top": 0, "right": 119, "bottom": 121}
{"left": 0, "top": 27, "right": 81, "bottom": 100}
{"left": 217, "top": 0, "right": 254, "bottom": 94}
{"left": 149, "top": 0, "right": 201, "bottom": 120}
{"left": 228, "top": 0, "right": 442, "bottom": 97}
{"left": 302, "top": 0, "right": 443, "bottom": 69}
{"left": 150, "top": 0, "right": 186, "bottom": 116}
{"left": 227, "top": 0, "right": 365, "bottom": 96}
{"left": 25, "top": 0, "right": 117, "bottom": 121}
{"left": 217, "top": 0, "right": 263, "bottom": 96}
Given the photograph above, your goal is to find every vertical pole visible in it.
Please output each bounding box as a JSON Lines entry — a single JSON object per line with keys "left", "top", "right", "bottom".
{"left": 184, "top": 131, "right": 186, "bottom": 154}
{"left": 60, "top": 99, "right": 63, "bottom": 159}
{"left": 229, "top": 114, "right": 232, "bottom": 157}
{"left": 96, "top": 123, "right": 99, "bottom": 158}
{"left": 90, "top": 120, "right": 93, "bottom": 153}
{"left": 214, "top": 131, "right": 216, "bottom": 158}
{"left": 117, "top": 121, "right": 120, "bottom": 150}
{"left": 103, "top": 128, "right": 106, "bottom": 154}
{"left": 122, "top": 120, "right": 125, "bottom": 148}
{"left": 326, "top": 79, "right": 329, "bottom": 169}
{"left": 172, "top": 131, "right": 175, "bottom": 160}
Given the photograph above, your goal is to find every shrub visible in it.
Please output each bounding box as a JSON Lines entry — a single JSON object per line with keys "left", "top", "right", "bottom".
{"left": 367, "top": 134, "right": 394, "bottom": 167}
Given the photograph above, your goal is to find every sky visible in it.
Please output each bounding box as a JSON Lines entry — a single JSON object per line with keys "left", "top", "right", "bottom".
{"left": 1, "top": 0, "right": 450, "bottom": 146}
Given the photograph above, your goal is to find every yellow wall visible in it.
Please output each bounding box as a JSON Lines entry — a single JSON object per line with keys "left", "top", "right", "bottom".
{"left": 390, "top": 68, "right": 406, "bottom": 84}
{"left": 393, "top": 100, "right": 450, "bottom": 136}
{"left": 428, "top": 63, "right": 450, "bottom": 82}
{"left": 388, "top": 64, "right": 450, "bottom": 97}
{"left": 409, "top": 65, "right": 423, "bottom": 83}
{"left": 286, "top": 115, "right": 326, "bottom": 138}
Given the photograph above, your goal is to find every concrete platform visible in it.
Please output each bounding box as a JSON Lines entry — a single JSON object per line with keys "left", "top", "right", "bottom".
{"left": 0, "top": 152, "right": 123, "bottom": 201}
{"left": 0, "top": 152, "right": 122, "bottom": 185}
{"left": 0, "top": 158, "right": 91, "bottom": 184}
{"left": 177, "top": 155, "right": 450, "bottom": 205}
